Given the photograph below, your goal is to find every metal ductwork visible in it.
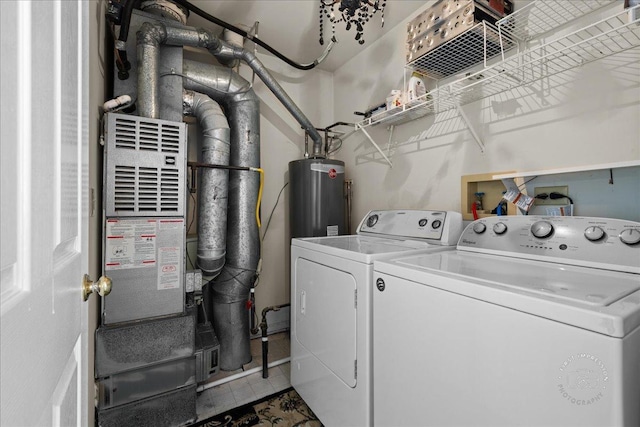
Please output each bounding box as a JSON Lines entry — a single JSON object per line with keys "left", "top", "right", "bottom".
{"left": 183, "top": 91, "right": 230, "bottom": 279}
{"left": 134, "top": 18, "right": 322, "bottom": 371}
{"left": 136, "top": 21, "right": 324, "bottom": 157}
{"left": 181, "top": 60, "right": 260, "bottom": 370}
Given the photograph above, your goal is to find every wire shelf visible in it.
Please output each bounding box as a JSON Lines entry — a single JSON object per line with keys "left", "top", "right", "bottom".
{"left": 362, "top": 92, "right": 445, "bottom": 127}
{"left": 448, "top": 5, "right": 640, "bottom": 105}
{"left": 406, "top": 21, "right": 516, "bottom": 79}
{"left": 497, "top": 0, "right": 617, "bottom": 41}
{"left": 356, "top": 4, "right": 640, "bottom": 131}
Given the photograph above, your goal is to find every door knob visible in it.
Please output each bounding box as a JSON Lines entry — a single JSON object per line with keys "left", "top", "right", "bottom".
{"left": 82, "top": 274, "right": 112, "bottom": 301}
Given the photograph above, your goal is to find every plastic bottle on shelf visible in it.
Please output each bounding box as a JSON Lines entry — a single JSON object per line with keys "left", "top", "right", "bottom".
{"left": 626, "top": 0, "right": 640, "bottom": 22}
{"left": 407, "top": 72, "right": 427, "bottom": 104}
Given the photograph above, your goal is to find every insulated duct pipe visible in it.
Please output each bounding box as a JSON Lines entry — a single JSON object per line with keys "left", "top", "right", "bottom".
{"left": 183, "top": 90, "right": 230, "bottom": 278}
{"left": 213, "top": 42, "right": 324, "bottom": 157}
{"left": 135, "top": 22, "right": 324, "bottom": 156}
{"left": 181, "top": 60, "right": 260, "bottom": 371}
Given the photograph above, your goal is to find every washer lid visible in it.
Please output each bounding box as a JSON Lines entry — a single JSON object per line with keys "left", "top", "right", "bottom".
{"left": 293, "top": 235, "right": 441, "bottom": 263}
{"left": 376, "top": 251, "right": 640, "bottom": 337}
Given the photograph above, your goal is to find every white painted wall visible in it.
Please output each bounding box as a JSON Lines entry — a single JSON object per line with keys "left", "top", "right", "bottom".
{"left": 238, "top": 54, "right": 335, "bottom": 315}
{"left": 332, "top": 3, "right": 640, "bottom": 226}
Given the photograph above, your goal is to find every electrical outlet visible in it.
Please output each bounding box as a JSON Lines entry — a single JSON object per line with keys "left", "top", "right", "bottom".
{"left": 534, "top": 186, "right": 569, "bottom": 205}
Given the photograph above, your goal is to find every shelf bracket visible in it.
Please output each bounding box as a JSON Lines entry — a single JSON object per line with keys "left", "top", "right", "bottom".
{"left": 387, "top": 125, "right": 395, "bottom": 157}
{"left": 450, "top": 93, "right": 485, "bottom": 153}
{"left": 354, "top": 123, "right": 393, "bottom": 167}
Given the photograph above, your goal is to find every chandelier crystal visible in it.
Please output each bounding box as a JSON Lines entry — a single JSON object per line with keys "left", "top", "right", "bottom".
{"left": 319, "top": 0, "right": 386, "bottom": 45}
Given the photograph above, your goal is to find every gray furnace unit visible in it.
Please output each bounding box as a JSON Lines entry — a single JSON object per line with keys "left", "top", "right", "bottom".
{"left": 289, "top": 158, "right": 346, "bottom": 238}
{"left": 102, "top": 112, "right": 187, "bottom": 324}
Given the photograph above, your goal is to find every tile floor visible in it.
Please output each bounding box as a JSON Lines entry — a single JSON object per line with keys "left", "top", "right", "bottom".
{"left": 196, "top": 331, "right": 291, "bottom": 419}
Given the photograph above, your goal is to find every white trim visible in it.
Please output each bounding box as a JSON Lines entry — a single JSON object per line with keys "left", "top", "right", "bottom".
{"left": 492, "top": 160, "right": 640, "bottom": 180}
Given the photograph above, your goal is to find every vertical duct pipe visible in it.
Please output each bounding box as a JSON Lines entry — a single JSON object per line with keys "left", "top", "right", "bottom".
{"left": 183, "top": 91, "right": 230, "bottom": 278}
{"left": 213, "top": 42, "right": 324, "bottom": 157}
{"left": 135, "top": 22, "right": 322, "bottom": 371}
{"left": 136, "top": 22, "right": 323, "bottom": 155}
{"left": 181, "top": 60, "right": 260, "bottom": 371}
{"left": 136, "top": 22, "right": 164, "bottom": 118}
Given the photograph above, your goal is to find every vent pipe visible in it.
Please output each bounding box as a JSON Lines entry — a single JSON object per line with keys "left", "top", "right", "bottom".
{"left": 135, "top": 22, "right": 324, "bottom": 156}
{"left": 181, "top": 60, "right": 260, "bottom": 371}
{"left": 183, "top": 91, "right": 230, "bottom": 278}
{"left": 135, "top": 20, "right": 323, "bottom": 371}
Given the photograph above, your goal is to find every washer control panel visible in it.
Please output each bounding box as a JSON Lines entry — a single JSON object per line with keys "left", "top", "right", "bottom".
{"left": 458, "top": 216, "right": 640, "bottom": 273}
{"left": 357, "top": 210, "right": 464, "bottom": 246}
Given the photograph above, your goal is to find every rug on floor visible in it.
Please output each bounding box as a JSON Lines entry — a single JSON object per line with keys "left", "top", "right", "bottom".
{"left": 192, "top": 387, "right": 323, "bottom": 427}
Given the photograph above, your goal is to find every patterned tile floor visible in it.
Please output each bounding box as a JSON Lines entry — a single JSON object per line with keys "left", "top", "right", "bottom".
{"left": 196, "top": 331, "right": 291, "bottom": 418}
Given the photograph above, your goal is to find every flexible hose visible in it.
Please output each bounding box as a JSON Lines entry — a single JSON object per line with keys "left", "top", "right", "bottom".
{"left": 251, "top": 167, "right": 264, "bottom": 228}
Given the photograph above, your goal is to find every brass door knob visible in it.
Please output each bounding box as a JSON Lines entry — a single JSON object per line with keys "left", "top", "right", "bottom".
{"left": 82, "top": 274, "right": 112, "bottom": 301}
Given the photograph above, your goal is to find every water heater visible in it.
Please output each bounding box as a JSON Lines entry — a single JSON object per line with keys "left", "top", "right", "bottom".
{"left": 289, "top": 158, "right": 345, "bottom": 238}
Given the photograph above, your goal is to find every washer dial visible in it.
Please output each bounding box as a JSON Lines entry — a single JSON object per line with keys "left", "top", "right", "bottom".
{"left": 472, "top": 222, "right": 486, "bottom": 234}
{"left": 493, "top": 222, "right": 507, "bottom": 235}
{"left": 619, "top": 228, "right": 640, "bottom": 245}
{"left": 531, "top": 221, "right": 554, "bottom": 239}
{"left": 584, "top": 226, "right": 605, "bottom": 242}
{"left": 367, "top": 214, "right": 379, "bottom": 228}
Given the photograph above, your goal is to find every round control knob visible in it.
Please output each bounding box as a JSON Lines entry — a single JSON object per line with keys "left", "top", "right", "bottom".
{"left": 531, "top": 221, "right": 554, "bottom": 239}
{"left": 619, "top": 228, "right": 640, "bottom": 246}
{"left": 584, "top": 226, "right": 606, "bottom": 242}
{"left": 418, "top": 218, "right": 428, "bottom": 227}
{"left": 493, "top": 222, "right": 507, "bottom": 235}
{"left": 367, "top": 214, "right": 379, "bottom": 228}
{"left": 431, "top": 219, "right": 442, "bottom": 229}
{"left": 472, "top": 222, "right": 486, "bottom": 234}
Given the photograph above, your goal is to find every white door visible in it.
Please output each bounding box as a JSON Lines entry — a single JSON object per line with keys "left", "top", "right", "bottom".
{"left": 1, "top": 1, "right": 90, "bottom": 426}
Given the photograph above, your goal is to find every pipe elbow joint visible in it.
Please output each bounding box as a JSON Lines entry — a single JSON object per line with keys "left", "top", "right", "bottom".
{"left": 196, "top": 28, "right": 221, "bottom": 51}
{"left": 210, "top": 39, "right": 244, "bottom": 60}
{"left": 137, "top": 22, "right": 166, "bottom": 47}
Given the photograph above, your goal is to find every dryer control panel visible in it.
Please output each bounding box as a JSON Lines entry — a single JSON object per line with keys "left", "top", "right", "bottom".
{"left": 358, "top": 210, "right": 463, "bottom": 246}
{"left": 458, "top": 216, "right": 640, "bottom": 274}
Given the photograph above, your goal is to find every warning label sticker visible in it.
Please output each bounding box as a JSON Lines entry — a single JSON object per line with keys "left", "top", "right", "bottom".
{"left": 105, "top": 219, "right": 157, "bottom": 271}
{"left": 158, "top": 246, "right": 180, "bottom": 290}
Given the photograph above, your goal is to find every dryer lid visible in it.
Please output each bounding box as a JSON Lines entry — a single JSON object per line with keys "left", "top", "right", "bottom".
{"left": 292, "top": 235, "right": 441, "bottom": 264}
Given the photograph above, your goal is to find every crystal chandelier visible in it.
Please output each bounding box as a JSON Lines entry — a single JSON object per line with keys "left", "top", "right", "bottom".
{"left": 319, "top": 0, "right": 386, "bottom": 45}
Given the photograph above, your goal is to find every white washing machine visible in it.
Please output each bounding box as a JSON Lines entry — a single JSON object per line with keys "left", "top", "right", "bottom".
{"left": 290, "top": 210, "right": 463, "bottom": 426}
{"left": 373, "top": 216, "right": 640, "bottom": 427}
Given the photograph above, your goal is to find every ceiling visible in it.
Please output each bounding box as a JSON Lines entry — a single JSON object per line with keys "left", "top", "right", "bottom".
{"left": 185, "top": 0, "right": 428, "bottom": 72}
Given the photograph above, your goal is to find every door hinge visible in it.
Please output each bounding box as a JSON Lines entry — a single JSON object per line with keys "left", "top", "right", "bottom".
{"left": 354, "top": 289, "right": 357, "bottom": 309}
{"left": 354, "top": 360, "right": 357, "bottom": 380}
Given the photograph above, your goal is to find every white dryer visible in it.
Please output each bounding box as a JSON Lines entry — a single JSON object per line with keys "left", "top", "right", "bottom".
{"left": 373, "top": 216, "right": 640, "bottom": 427}
{"left": 290, "top": 210, "right": 463, "bottom": 426}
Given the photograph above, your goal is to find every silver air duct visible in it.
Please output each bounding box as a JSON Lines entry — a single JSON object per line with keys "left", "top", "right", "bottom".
{"left": 136, "top": 21, "right": 323, "bottom": 371}
{"left": 136, "top": 22, "right": 324, "bottom": 156}
{"left": 183, "top": 91, "right": 230, "bottom": 278}
{"left": 213, "top": 43, "right": 325, "bottom": 157}
{"left": 181, "top": 60, "right": 259, "bottom": 370}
